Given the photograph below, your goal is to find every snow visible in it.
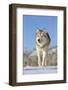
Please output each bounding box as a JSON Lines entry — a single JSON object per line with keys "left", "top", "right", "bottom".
{"left": 24, "top": 66, "right": 57, "bottom": 74}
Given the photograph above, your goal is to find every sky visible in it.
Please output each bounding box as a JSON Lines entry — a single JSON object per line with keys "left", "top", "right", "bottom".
{"left": 23, "top": 15, "right": 57, "bottom": 51}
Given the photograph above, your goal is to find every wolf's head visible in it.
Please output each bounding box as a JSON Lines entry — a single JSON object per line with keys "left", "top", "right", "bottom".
{"left": 36, "top": 29, "right": 51, "bottom": 47}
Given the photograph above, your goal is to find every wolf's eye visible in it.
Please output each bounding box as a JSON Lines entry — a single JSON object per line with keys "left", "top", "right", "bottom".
{"left": 37, "top": 35, "right": 40, "bottom": 37}
{"left": 41, "top": 33, "right": 43, "bottom": 36}
{"left": 44, "top": 35, "right": 47, "bottom": 38}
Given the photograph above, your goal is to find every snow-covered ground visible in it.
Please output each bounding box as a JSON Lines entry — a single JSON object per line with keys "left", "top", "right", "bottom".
{"left": 24, "top": 66, "right": 57, "bottom": 74}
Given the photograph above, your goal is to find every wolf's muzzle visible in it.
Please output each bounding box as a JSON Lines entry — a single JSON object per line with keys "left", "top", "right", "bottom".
{"left": 38, "top": 39, "right": 41, "bottom": 42}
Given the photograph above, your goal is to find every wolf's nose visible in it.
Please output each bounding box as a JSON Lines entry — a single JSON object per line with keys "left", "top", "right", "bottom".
{"left": 38, "top": 39, "right": 40, "bottom": 42}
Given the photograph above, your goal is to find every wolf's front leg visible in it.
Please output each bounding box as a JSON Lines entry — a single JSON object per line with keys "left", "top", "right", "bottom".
{"left": 37, "top": 52, "right": 41, "bottom": 67}
{"left": 42, "top": 51, "right": 46, "bottom": 66}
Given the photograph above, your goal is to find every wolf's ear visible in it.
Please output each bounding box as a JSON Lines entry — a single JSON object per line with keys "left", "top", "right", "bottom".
{"left": 46, "top": 32, "right": 51, "bottom": 44}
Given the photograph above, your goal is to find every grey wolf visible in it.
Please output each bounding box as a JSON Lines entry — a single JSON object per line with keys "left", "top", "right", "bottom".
{"left": 36, "top": 29, "right": 51, "bottom": 66}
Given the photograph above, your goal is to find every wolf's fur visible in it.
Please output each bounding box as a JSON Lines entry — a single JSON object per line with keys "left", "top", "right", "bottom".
{"left": 36, "top": 29, "right": 51, "bottom": 66}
